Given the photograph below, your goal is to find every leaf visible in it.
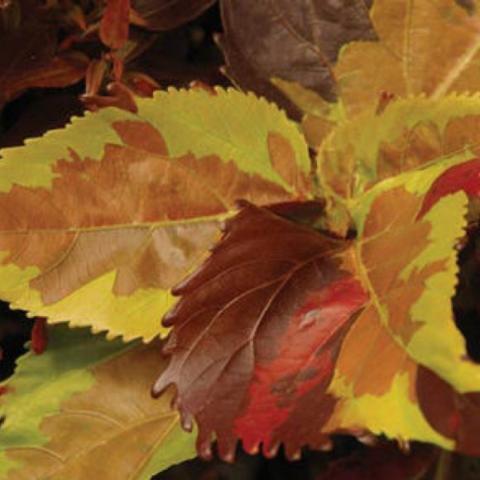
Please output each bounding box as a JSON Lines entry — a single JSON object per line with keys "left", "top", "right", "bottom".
{"left": 154, "top": 160, "right": 480, "bottom": 457}
{"left": 0, "top": 325, "right": 196, "bottom": 479}
{"left": 132, "top": 0, "right": 216, "bottom": 31}
{"left": 30, "top": 317, "right": 47, "bottom": 355}
{"left": 2, "top": 52, "right": 89, "bottom": 105}
{"left": 0, "top": 88, "right": 311, "bottom": 341}
{"left": 416, "top": 366, "right": 480, "bottom": 457}
{"left": 317, "top": 442, "right": 436, "bottom": 480}
{"left": 100, "top": 0, "right": 131, "bottom": 50}
{"left": 324, "top": 179, "right": 475, "bottom": 452}
{"left": 271, "top": 78, "right": 342, "bottom": 150}
{"left": 0, "top": 0, "right": 90, "bottom": 107}
{"left": 336, "top": 0, "right": 480, "bottom": 116}
{"left": 316, "top": 94, "right": 480, "bottom": 206}
{"left": 153, "top": 201, "right": 369, "bottom": 460}
{"left": 218, "top": 0, "right": 375, "bottom": 118}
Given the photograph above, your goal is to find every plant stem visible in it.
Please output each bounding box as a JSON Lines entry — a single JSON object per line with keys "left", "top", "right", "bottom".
{"left": 434, "top": 450, "right": 452, "bottom": 480}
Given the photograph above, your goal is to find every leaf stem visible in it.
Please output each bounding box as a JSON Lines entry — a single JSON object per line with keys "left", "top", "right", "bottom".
{"left": 434, "top": 450, "right": 452, "bottom": 480}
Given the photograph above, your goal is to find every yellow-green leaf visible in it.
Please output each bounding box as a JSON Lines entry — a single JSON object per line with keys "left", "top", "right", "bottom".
{"left": 315, "top": 94, "right": 480, "bottom": 231}
{"left": 0, "top": 325, "right": 195, "bottom": 479}
{"left": 0, "top": 87, "right": 311, "bottom": 341}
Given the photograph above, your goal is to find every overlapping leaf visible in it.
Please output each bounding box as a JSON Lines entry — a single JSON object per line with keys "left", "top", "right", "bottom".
{"left": 218, "top": 0, "right": 375, "bottom": 118}
{"left": 100, "top": 0, "right": 131, "bottom": 50}
{"left": 317, "top": 94, "right": 480, "bottom": 203}
{"left": 0, "top": 88, "right": 311, "bottom": 341}
{"left": 0, "top": 325, "right": 195, "bottom": 479}
{"left": 154, "top": 156, "right": 480, "bottom": 457}
{"left": 153, "top": 201, "right": 368, "bottom": 459}
{"left": 335, "top": 0, "right": 480, "bottom": 115}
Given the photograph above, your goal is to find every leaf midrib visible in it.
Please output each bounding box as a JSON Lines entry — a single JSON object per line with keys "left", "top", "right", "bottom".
{"left": 0, "top": 212, "right": 231, "bottom": 235}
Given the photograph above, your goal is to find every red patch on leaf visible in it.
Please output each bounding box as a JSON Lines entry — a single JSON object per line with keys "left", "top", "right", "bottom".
{"left": 234, "top": 277, "right": 365, "bottom": 458}
{"left": 31, "top": 317, "right": 48, "bottom": 355}
{"left": 153, "top": 202, "right": 367, "bottom": 460}
{"left": 419, "top": 158, "right": 480, "bottom": 218}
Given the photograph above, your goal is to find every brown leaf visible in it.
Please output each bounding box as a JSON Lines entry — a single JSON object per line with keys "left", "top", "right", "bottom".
{"left": 153, "top": 202, "right": 368, "bottom": 460}
{"left": 30, "top": 317, "right": 47, "bottom": 355}
{"left": 100, "top": 0, "right": 131, "bottom": 50}
{"left": 132, "top": 0, "right": 216, "bottom": 31}
{"left": 417, "top": 366, "right": 480, "bottom": 456}
{"left": 335, "top": 0, "right": 480, "bottom": 116}
{"left": 317, "top": 442, "right": 436, "bottom": 480}
{"left": 2, "top": 52, "right": 88, "bottom": 103}
{"left": 218, "top": 0, "right": 375, "bottom": 118}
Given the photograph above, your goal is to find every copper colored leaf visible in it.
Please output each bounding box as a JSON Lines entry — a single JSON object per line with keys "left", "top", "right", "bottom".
{"left": 0, "top": 325, "right": 196, "bottom": 479}
{"left": 100, "top": 0, "right": 131, "bottom": 50}
{"left": 1, "top": 52, "right": 89, "bottom": 105}
{"left": 0, "top": 88, "right": 310, "bottom": 341}
{"left": 218, "top": 0, "right": 375, "bottom": 118}
{"left": 30, "top": 317, "right": 47, "bottom": 355}
{"left": 153, "top": 202, "right": 369, "bottom": 460}
{"left": 0, "top": 0, "right": 88, "bottom": 105}
{"left": 132, "top": 0, "right": 216, "bottom": 31}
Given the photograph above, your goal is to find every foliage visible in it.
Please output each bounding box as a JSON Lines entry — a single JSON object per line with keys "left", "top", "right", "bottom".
{"left": 1, "top": 0, "right": 480, "bottom": 478}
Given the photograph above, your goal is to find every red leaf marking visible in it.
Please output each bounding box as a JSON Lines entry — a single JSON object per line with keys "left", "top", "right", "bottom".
{"left": 419, "top": 158, "right": 480, "bottom": 218}
{"left": 153, "top": 202, "right": 368, "bottom": 460}
{"left": 234, "top": 277, "right": 367, "bottom": 456}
